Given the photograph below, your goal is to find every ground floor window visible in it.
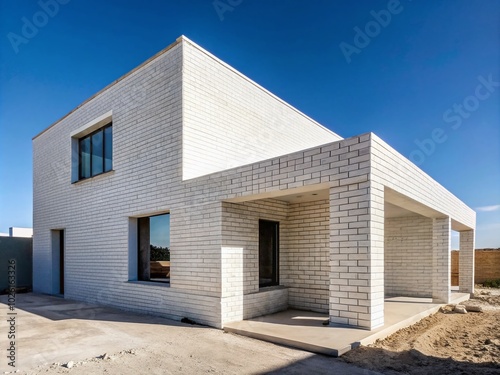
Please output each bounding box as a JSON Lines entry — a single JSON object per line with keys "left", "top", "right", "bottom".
{"left": 259, "top": 219, "right": 279, "bottom": 287}
{"left": 138, "top": 213, "right": 170, "bottom": 282}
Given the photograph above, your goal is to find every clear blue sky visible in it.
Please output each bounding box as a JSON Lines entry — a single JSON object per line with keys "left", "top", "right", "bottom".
{"left": 0, "top": 0, "right": 498, "bottom": 248}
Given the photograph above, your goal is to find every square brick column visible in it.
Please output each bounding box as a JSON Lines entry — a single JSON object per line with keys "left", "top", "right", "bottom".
{"left": 459, "top": 230, "right": 475, "bottom": 294}
{"left": 329, "top": 180, "right": 385, "bottom": 330}
{"left": 432, "top": 217, "right": 451, "bottom": 303}
{"left": 221, "top": 246, "right": 244, "bottom": 326}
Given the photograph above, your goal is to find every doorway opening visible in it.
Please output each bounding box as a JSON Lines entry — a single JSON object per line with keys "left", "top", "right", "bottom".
{"left": 51, "top": 229, "right": 64, "bottom": 295}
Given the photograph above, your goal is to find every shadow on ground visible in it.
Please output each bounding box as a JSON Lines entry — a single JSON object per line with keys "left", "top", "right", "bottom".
{"left": 0, "top": 293, "right": 204, "bottom": 327}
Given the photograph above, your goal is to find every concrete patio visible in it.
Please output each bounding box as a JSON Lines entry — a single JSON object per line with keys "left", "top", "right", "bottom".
{"left": 223, "top": 291, "right": 470, "bottom": 357}
{"left": 1, "top": 293, "right": 384, "bottom": 374}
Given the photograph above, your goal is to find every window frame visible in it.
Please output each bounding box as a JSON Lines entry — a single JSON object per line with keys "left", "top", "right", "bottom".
{"left": 78, "top": 122, "right": 112, "bottom": 181}
{"left": 258, "top": 219, "right": 280, "bottom": 288}
{"left": 137, "top": 212, "right": 171, "bottom": 284}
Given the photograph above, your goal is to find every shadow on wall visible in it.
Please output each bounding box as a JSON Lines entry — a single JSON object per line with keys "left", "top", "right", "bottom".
{"left": 0, "top": 237, "right": 32, "bottom": 292}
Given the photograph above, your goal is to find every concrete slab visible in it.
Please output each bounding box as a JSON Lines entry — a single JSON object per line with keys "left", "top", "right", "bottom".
{"left": 1, "top": 293, "right": 384, "bottom": 375}
{"left": 0, "top": 293, "right": 197, "bottom": 371}
{"left": 223, "top": 292, "right": 470, "bottom": 357}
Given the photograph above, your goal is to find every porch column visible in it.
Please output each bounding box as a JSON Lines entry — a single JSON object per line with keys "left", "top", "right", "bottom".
{"left": 329, "top": 181, "right": 385, "bottom": 330}
{"left": 221, "top": 246, "right": 244, "bottom": 326}
{"left": 459, "top": 230, "right": 475, "bottom": 294}
{"left": 432, "top": 217, "right": 451, "bottom": 303}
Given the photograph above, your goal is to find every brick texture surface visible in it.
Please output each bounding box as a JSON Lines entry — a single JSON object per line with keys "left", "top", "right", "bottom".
{"left": 182, "top": 39, "right": 341, "bottom": 180}
{"left": 33, "top": 36, "right": 476, "bottom": 330}
{"left": 385, "top": 216, "right": 433, "bottom": 297}
{"left": 458, "top": 230, "right": 475, "bottom": 293}
{"left": 432, "top": 217, "right": 451, "bottom": 303}
{"left": 452, "top": 249, "right": 499, "bottom": 284}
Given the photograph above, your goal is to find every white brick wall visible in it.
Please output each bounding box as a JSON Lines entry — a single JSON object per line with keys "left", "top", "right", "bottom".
{"left": 220, "top": 198, "right": 331, "bottom": 320}
{"left": 371, "top": 135, "right": 475, "bottom": 229}
{"left": 221, "top": 199, "right": 289, "bottom": 324}
{"left": 33, "top": 35, "right": 475, "bottom": 330}
{"left": 171, "top": 202, "right": 222, "bottom": 294}
{"left": 432, "top": 217, "right": 451, "bottom": 303}
{"left": 241, "top": 287, "right": 288, "bottom": 320}
{"left": 385, "top": 216, "right": 433, "bottom": 297}
{"left": 282, "top": 200, "right": 330, "bottom": 312}
{"left": 459, "top": 230, "right": 475, "bottom": 294}
{"left": 181, "top": 38, "right": 342, "bottom": 180}
{"left": 222, "top": 199, "right": 288, "bottom": 294}
{"left": 329, "top": 176, "right": 385, "bottom": 330}
{"left": 33, "top": 40, "right": 224, "bottom": 327}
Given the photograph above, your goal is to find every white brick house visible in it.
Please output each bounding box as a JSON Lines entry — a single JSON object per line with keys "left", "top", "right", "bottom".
{"left": 33, "top": 36, "right": 475, "bottom": 330}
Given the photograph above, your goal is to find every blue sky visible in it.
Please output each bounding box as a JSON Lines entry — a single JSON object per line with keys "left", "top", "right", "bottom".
{"left": 0, "top": 0, "right": 498, "bottom": 248}
{"left": 150, "top": 214, "right": 170, "bottom": 248}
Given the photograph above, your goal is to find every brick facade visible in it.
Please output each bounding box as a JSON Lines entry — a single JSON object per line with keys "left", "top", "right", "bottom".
{"left": 385, "top": 216, "right": 433, "bottom": 297}
{"left": 283, "top": 200, "right": 330, "bottom": 313}
{"left": 33, "top": 36, "right": 475, "bottom": 330}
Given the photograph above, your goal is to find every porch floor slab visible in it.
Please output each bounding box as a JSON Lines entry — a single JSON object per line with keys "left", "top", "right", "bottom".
{"left": 223, "top": 292, "right": 470, "bottom": 357}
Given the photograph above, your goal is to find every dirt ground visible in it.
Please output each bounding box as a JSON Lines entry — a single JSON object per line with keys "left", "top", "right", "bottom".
{"left": 10, "top": 287, "right": 500, "bottom": 375}
{"left": 17, "top": 338, "right": 369, "bottom": 375}
{"left": 342, "top": 286, "right": 500, "bottom": 375}
{"left": 13, "top": 326, "right": 373, "bottom": 375}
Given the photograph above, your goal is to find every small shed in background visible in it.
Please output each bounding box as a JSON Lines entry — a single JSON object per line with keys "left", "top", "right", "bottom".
{"left": 0, "top": 236, "right": 33, "bottom": 292}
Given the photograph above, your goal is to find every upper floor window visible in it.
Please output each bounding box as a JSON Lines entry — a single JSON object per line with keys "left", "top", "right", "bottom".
{"left": 79, "top": 123, "right": 112, "bottom": 180}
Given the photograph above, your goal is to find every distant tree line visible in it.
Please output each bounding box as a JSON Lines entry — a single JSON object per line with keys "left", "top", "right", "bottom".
{"left": 150, "top": 245, "right": 170, "bottom": 261}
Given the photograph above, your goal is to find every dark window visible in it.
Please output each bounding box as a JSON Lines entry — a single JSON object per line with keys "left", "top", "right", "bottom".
{"left": 259, "top": 220, "right": 279, "bottom": 287}
{"left": 138, "top": 213, "right": 170, "bottom": 282}
{"left": 51, "top": 229, "right": 65, "bottom": 295}
{"left": 91, "top": 131, "right": 103, "bottom": 175}
{"left": 104, "top": 126, "right": 113, "bottom": 171}
{"left": 80, "top": 137, "right": 91, "bottom": 179}
{"left": 78, "top": 123, "right": 112, "bottom": 180}
{"left": 58, "top": 230, "right": 64, "bottom": 295}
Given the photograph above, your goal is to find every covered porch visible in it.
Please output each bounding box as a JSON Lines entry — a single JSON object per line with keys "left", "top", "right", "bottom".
{"left": 220, "top": 179, "right": 475, "bottom": 331}
{"left": 328, "top": 184, "right": 475, "bottom": 330}
{"left": 223, "top": 292, "right": 470, "bottom": 357}
{"left": 216, "top": 133, "right": 476, "bottom": 331}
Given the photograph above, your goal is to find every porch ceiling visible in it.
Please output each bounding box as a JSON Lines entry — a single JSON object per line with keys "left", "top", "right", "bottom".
{"left": 225, "top": 183, "right": 330, "bottom": 204}
{"left": 275, "top": 189, "right": 329, "bottom": 204}
{"left": 385, "top": 202, "right": 418, "bottom": 218}
{"left": 385, "top": 187, "right": 444, "bottom": 219}
{"left": 385, "top": 187, "right": 471, "bottom": 231}
{"left": 225, "top": 185, "right": 471, "bottom": 230}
